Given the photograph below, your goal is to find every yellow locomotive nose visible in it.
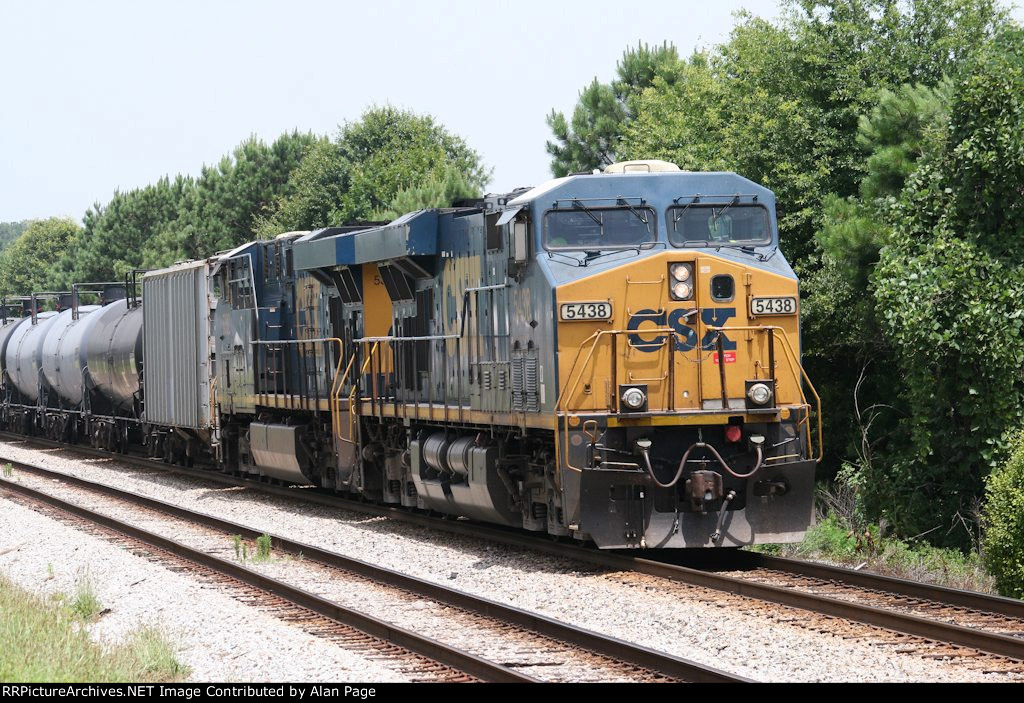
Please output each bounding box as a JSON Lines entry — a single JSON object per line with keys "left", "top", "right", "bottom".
{"left": 554, "top": 251, "right": 805, "bottom": 419}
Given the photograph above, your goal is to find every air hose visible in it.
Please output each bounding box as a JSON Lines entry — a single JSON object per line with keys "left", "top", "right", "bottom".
{"left": 712, "top": 490, "right": 737, "bottom": 544}
{"left": 639, "top": 441, "right": 765, "bottom": 489}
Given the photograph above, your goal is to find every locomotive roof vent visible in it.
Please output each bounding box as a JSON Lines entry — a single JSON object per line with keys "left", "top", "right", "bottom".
{"left": 604, "top": 159, "right": 682, "bottom": 174}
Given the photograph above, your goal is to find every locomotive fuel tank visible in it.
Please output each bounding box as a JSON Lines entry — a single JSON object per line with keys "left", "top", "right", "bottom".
{"left": 410, "top": 433, "right": 521, "bottom": 527}
{"left": 83, "top": 299, "right": 144, "bottom": 413}
{"left": 40, "top": 306, "right": 102, "bottom": 406}
{"left": 6, "top": 311, "right": 60, "bottom": 401}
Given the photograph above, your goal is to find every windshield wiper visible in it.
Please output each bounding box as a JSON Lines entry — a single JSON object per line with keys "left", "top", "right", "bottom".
{"left": 616, "top": 197, "right": 650, "bottom": 231}
{"left": 571, "top": 199, "right": 603, "bottom": 227}
{"left": 672, "top": 200, "right": 696, "bottom": 226}
{"left": 581, "top": 248, "right": 638, "bottom": 266}
{"left": 547, "top": 250, "right": 588, "bottom": 267}
{"left": 710, "top": 196, "right": 739, "bottom": 229}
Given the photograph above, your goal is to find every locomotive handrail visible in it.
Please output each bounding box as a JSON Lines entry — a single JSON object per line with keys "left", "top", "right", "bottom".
{"left": 355, "top": 334, "right": 459, "bottom": 342}
{"left": 707, "top": 325, "right": 823, "bottom": 463}
{"left": 333, "top": 353, "right": 357, "bottom": 441}
{"left": 555, "top": 327, "right": 677, "bottom": 417}
{"left": 553, "top": 324, "right": 822, "bottom": 479}
{"left": 553, "top": 327, "right": 676, "bottom": 477}
{"left": 251, "top": 337, "right": 346, "bottom": 440}
{"left": 348, "top": 342, "right": 380, "bottom": 441}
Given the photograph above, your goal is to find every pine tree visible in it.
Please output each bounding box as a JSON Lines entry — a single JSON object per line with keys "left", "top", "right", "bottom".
{"left": 545, "top": 42, "right": 680, "bottom": 177}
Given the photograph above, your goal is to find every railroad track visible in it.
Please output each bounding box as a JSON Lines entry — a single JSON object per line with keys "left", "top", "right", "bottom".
{"left": 0, "top": 455, "right": 747, "bottom": 683}
{"left": 667, "top": 549, "right": 1024, "bottom": 633}
{"left": 0, "top": 474, "right": 523, "bottom": 683}
{"left": 3, "top": 433, "right": 1024, "bottom": 671}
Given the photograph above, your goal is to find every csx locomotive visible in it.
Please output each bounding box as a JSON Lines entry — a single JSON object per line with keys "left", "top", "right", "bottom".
{"left": 0, "top": 159, "right": 820, "bottom": 548}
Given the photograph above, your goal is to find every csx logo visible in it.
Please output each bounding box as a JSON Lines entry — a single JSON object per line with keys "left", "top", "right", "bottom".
{"left": 627, "top": 308, "right": 737, "bottom": 353}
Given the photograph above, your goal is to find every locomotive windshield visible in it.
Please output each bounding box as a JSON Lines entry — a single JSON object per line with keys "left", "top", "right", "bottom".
{"left": 668, "top": 204, "right": 771, "bottom": 247}
{"left": 544, "top": 205, "right": 656, "bottom": 251}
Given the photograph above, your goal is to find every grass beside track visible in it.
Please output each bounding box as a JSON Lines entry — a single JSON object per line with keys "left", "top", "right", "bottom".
{"left": 0, "top": 575, "right": 188, "bottom": 682}
{"left": 754, "top": 514, "right": 994, "bottom": 593}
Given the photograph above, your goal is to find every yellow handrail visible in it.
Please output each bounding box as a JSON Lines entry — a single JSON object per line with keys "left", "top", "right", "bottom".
{"left": 347, "top": 342, "right": 380, "bottom": 442}
{"left": 552, "top": 325, "right": 823, "bottom": 481}
{"left": 252, "top": 337, "right": 346, "bottom": 440}
{"left": 331, "top": 352, "right": 357, "bottom": 440}
{"left": 554, "top": 328, "right": 676, "bottom": 413}
{"left": 553, "top": 328, "right": 675, "bottom": 476}
{"left": 708, "top": 325, "right": 823, "bottom": 463}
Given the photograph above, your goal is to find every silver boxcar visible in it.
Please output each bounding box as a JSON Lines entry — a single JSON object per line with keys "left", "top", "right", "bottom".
{"left": 142, "top": 261, "right": 215, "bottom": 429}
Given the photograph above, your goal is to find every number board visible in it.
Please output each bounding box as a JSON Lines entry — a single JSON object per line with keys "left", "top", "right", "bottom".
{"left": 560, "top": 301, "right": 613, "bottom": 321}
{"left": 750, "top": 296, "right": 797, "bottom": 316}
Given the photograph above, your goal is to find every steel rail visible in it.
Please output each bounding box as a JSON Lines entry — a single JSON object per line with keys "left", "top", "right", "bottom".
{"left": 0, "top": 456, "right": 748, "bottom": 683}
{"left": 708, "top": 550, "right": 1024, "bottom": 620}
{"left": 0, "top": 475, "right": 536, "bottom": 683}
{"left": 2, "top": 433, "right": 1023, "bottom": 662}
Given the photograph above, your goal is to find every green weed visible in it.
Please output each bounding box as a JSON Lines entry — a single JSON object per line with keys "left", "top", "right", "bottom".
{"left": 70, "top": 577, "right": 102, "bottom": 621}
{"left": 761, "top": 512, "right": 992, "bottom": 592}
{"left": 127, "top": 626, "right": 189, "bottom": 679}
{"left": 254, "top": 533, "right": 272, "bottom": 562}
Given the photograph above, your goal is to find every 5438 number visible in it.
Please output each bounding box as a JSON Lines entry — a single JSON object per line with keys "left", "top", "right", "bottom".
{"left": 560, "top": 302, "right": 612, "bottom": 321}
{"left": 750, "top": 296, "right": 797, "bottom": 316}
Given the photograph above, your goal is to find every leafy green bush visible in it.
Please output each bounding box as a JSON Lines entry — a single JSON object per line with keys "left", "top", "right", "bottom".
{"left": 793, "top": 514, "right": 861, "bottom": 560}
{"left": 866, "top": 28, "right": 1024, "bottom": 546}
{"left": 872, "top": 233, "right": 1024, "bottom": 541}
{"left": 981, "top": 431, "right": 1024, "bottom": 598}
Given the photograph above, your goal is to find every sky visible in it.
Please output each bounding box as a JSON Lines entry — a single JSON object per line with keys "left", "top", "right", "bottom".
{"left": 0, "top": 0, "right": 1019, "bottom": 223}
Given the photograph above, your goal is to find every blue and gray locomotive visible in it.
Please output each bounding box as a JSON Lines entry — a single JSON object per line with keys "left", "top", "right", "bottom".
{"left": 0, "top": 160, "right": 821, "bottom": 548}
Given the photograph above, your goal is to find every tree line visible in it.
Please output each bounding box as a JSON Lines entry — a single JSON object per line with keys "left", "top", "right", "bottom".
{"left": 0, "top": 106, "right": 488, "bottom": 298}
{"left": 0, "top": 221, "right": 28, "bottom": 252}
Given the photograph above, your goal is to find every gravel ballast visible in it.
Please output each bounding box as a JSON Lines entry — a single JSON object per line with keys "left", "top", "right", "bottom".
{"left": 0, "top": 495, "right": 412, "bottom": 682}
{"left": 0, "top": 441, "right": 1019, "bottom": 682}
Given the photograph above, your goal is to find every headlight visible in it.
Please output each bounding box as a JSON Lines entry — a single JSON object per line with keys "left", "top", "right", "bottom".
{"left": 747, "top": 383, "right": 773, "bottom": 406}
{"left": 671, "top": 281, "right": 693, "bottom": 300}
{"left": 669, "top": 264, "right": 694, "bottom": 300}
{"left": 670, "top": 263, "right": 692, "bottom": 282}
{"left": 621, "top": 387, "right": 647, "bottom": 410}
